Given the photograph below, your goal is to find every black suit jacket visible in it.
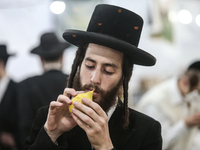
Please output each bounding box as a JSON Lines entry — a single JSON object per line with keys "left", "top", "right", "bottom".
{"left": 25, "top": 104, "right": 162, "bottom": 150}
{"left": 0, "top": 79, "right": 18, "bottom": 132}
{"left": 0, "top": 79, "right": 19, "bottom": 149}
{"left": 17, "top": 70, "right": 68, "bottom": 149}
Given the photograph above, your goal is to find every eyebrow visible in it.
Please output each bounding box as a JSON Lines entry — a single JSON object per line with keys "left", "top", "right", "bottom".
{"left": 85, "top": 57, "right": 118, "bottom": 68}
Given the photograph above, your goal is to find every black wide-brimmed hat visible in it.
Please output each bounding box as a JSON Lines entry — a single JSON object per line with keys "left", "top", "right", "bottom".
{"left": 0, "top": 45, "right": 15, "bottom": 60}
{"left": 188, "top": 61, "right": 200, "bottom": 71}
{"left": 63, "top": 4, "right": 156, "bottom": 66}
{"left": 31, "top": 32, "right": 71, "bottom": 58}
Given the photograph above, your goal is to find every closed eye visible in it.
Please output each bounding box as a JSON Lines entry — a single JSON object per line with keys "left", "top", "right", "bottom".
{"left": 86, "top": 65, "right": 94, "bottom": 69}
{"left": 104, "top": 70, "right": 114, "bottom": 75}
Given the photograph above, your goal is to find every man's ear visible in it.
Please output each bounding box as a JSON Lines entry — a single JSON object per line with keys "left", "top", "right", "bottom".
{"left": 0, "top": 60, "right": 3, "bottom": 65}
{"left": 77, "top": 65, "right": 81, "bottom": 71}
{"left": 0, "top": 60, "right": 5, "bottom": 68}
{"left": 40, "top": 57, "right": 45, "bottom": 67}
{"left": 183, "top": 76, "right": 189, "bottom": 86}
{"left": 182, "top": 76, "right": 190, "bottom": 95}
{"left": 59, "top": 54, "right": 64, "bottom": 62}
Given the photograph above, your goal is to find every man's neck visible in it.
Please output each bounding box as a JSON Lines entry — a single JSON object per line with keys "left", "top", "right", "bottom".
{"left": 0, "top": 75, "right": 10, "bottom": 103}
{"left": 0, "top": 69, "right": 6, "bottom": 80}
{"left": 42, "top": 61, "right": 62, "bottom": 72}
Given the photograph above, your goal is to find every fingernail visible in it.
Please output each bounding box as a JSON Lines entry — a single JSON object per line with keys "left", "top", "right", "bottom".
{"left": 58, "top": 103, "right": 63, "bottom": 106}
{"left": 82, "top": 98, "right": 86, "bottom": 103}
{"left": 73, "top": 101, "right": 78, "bottom": 106}
{"left": 73, "top": 92, "right": 77, "bottom": 96}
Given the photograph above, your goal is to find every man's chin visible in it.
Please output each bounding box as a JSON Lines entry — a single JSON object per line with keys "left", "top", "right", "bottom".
{"left": 93, "top": 96, "right": 101, "bottom": 105}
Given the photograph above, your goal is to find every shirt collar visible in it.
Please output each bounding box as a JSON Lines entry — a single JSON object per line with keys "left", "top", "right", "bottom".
{"left": 107, "top": 100, "right": 118, "bottom": 120}
{"left": 0, "top": 75, "right": 10, "bottom": 102}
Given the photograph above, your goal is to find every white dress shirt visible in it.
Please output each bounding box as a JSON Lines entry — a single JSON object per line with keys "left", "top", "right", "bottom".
{"left": 0, "top": 75, "right": 10, "bottom": 104}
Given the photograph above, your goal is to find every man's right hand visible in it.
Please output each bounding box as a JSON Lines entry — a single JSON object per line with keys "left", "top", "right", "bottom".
{"left": 0, "top": 132, "right": 16, "bottom": 148}
{"left": 44, "top": 88, "right": 78, "bottom": 142}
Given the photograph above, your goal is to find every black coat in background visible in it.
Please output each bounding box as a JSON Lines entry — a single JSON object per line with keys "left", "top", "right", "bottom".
{"left": 0, "top": 79, "right": 19, "bottom": 150}
{"left": 17, "top": 70, "right": 68, "bottom": 150}
{"left": 25, "top": 104, "right": 162, "bottom": 150}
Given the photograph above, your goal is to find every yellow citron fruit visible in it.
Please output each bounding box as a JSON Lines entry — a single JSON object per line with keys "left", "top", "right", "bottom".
{"left": 69, "top": 90, "right": 94, "bottom": 113}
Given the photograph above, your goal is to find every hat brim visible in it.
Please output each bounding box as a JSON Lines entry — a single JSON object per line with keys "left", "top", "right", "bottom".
{"left": 8, "top": 53, "right": 16, "bottom": 57}
{"left": 0, "top": 53, "right": 16, "bottom": 59}
{"left": 31, "top": 42, "right": 70, "bottom": 58}
{"left": 63, "top": 29, "right": 156, "bottom": 66}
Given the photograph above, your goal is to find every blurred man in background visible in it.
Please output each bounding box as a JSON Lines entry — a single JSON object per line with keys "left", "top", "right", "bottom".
{"left": 17, "top": 32, "right": 70, "bottom": 149}
{"left": 0, "top": 45, "right": 19, "bottom": 150}
{"left": 136, "top": 61, "right": 200, "bottom": 150}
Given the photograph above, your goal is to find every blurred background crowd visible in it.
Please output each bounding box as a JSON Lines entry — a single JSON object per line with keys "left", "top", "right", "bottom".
{"left": 1, "top": 0, "right": 200, "bottom": 150}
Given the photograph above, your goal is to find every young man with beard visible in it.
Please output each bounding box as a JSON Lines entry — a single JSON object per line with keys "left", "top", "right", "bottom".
{"left": 25, "top": 4, "right": 162, "bottom": 150}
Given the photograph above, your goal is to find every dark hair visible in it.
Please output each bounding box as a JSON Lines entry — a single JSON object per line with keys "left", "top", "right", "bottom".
{"left": 67, "top": 44, "right": 133, "bottom": 127}
{"left": 121, "top": 55, "right": 133, "bottom": 127}
{"left": 41, "top": 54, "right": 63, "bottom": 62}
{"left": 67, "top": 44, "right": 88, "bottom": 88}
{"left": 0, "top": 57, "right": 9, "bottom": 67}
{"left": 186, "top": 69, "right": 200, "bottom": 91}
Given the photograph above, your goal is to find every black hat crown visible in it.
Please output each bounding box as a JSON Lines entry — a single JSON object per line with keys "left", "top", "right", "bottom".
{"left": 63, "top": 4, "right": 156, "bottom": 66}
{"left": 87, "top": 4, "right": 143, "bottom": 48}
{"left": 31, "top": 32, "right": 70, "bottom": 58}
{"left": 40, "top": 33, "right": 60, "bottom": 51}
{"left": 0, "top": 45, "right": 15, "bottom": 59}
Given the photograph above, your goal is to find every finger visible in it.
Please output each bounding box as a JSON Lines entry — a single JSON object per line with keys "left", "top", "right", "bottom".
{"left": 73, "top": 100, "right": 99, "bottom": 122}
{"left": 63, "top": 88, "right": 78, "bottom": 97}
{"left": 72, "top": 100, "right": 108, "bottom": 131}
{"left": 82, "top": 98, "right": 107, "bottom": 118}
{"left": 57, "top": 94, "right": 72, "bottom": 105}
{"left": 77, "top": 91, "right": 85, "bottom": 94}
{"left": 71, "top": 109, "right": 92, "bottom": 130}
{"left": 63, "top": 88, "right": 86, "bottom": 98}
{"left": 49, "top": 101, "right": 63, "bottom": 110}
{"left": 49, "top": 95, "right": 71, "bottom": 112}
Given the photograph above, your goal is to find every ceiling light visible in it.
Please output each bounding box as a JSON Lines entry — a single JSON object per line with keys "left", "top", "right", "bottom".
{"left": 50, "top": 1, "right": 66, "bottom": 14}
{"left": 178, "top": 9, "right": 192, "bottom": 24}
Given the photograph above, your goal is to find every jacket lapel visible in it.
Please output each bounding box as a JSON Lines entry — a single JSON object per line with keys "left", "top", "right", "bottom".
{"left": 64, "top": 126, "right": 92, "bottom": 150}
{"left": 109, "top": 106, "right": 136, "bottom": 149}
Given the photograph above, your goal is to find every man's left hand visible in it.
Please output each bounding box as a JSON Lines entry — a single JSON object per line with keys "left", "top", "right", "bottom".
{"left": 71, "top": 97, "right": 114, "bottom": 150}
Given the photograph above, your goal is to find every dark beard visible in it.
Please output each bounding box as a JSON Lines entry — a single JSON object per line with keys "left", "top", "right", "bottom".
{"left": 73, "top": 70, "right": 122, "bottom": 113}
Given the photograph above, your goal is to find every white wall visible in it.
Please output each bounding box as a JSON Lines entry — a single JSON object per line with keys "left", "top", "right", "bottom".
{"left": 0, "top": 0, "right": 55, "bottom": 81}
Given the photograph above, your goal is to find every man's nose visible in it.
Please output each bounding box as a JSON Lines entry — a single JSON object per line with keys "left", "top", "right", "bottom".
{"left": 90, "top": 70, "right": 101, "bottom": 84}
